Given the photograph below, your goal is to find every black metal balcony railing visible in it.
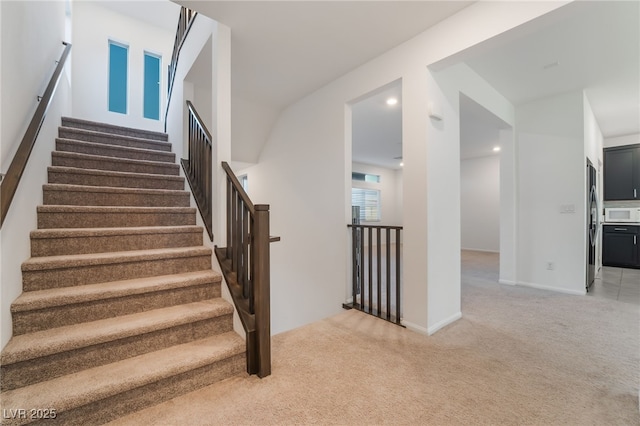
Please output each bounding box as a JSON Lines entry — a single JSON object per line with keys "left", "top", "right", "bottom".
{"left": 345, "top": 224, "right": 403, "bottom": 326}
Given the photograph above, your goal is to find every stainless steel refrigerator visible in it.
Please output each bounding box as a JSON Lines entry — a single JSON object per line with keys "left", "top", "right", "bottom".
{"left": 586, "top": 159, "right": 599, "bottom": 290}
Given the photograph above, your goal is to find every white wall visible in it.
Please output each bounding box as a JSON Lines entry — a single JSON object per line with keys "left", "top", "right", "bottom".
{"left": 0, "top": 0, "right": 70, "bottom": 349}
{"left": 71, "top": 1, "right": 175, "bottom": 132}
{"left": 352, "top": 162, "right": 402, "bottom": 226}
{"left": 603, "top": 133, "right": 640, "bottom": 148}
{"left": 515, "top": 91, "right": 586, "bottom": 295}
{"left": 461, "top": 156, "right": 500, "bottom": 252}
{"left": 232, "top": 2, "right": 566, "bottom": 336}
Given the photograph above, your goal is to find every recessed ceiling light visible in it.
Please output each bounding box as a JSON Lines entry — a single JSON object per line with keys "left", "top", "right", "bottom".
{"left": 400, "top": 162, "right": 404, "bottom": 167}
{"left": 386, "top": 98, "right": 398, "bottom": 106}
{"left": 493, "top": 146, "right": 501, "bottom": 152}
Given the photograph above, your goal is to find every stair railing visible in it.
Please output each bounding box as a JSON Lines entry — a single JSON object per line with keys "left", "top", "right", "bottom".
{"left": 215, "top": 162, "right": 274, "bottom": 378}
{"left": 0, "top": 41, "right": 72, "bottom": 228}
{"left": 181, "top": 100, "right": 213, "bottom": 241}
{"left": 344, "top": 224, "right": 404, "bottom": 326}
{"left": 164, "top": 6, "right": 197, "bottom": 132}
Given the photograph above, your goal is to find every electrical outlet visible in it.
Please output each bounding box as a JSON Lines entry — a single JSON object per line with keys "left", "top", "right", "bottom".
{"left": 546, "top": 262, "right": 555, "bottom": 271}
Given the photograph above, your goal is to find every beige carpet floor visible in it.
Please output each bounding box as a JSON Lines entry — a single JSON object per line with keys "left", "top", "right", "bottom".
{"left": 110, "top": 252, "right": 639, "bottom": 425}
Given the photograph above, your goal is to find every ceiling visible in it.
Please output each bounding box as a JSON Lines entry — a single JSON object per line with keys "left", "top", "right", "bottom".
{"left": 459, "top": 94, "right": 511, "bottom": 161}
{"left": 176, "top": 0, "right": 472, "bottom": 163}
{"left": 462, "top": 0, "right": 639, "bottom": 139}
{"left": 178, "top": 1, "right": 472, "bottom": 110}
{"left": 351, "top": 81, "right": 403, "bottom": 169}
{"left": 115, "top": 1, "right": 638, "bottom": 166}
{"left": 359, "top": 0, "right": 640, "bottom": 164}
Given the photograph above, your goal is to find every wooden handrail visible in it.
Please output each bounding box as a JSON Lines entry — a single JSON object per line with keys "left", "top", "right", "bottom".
{"left": 0, "top": 41, "right": 72, "bottom": 228}
{"left": 164, "top": 7, "right": 197, "bottom": 132}
{"left": 347, "top": 224, "right": 404, "bottom": 230}
{"left": 215, "top": 161, "right": 272, "bottom": 378}
{"left": 181, "top": 100, "right": 213, "bottom": 241}
{"left": 221, "top": 161, "right": 255, "bottom": 214}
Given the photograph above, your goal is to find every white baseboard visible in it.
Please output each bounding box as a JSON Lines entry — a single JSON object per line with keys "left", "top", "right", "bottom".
{"left": 427, "top": 312, "right": 462, "bottom": 335}
{"left": 461, "top": 247, "right": 500, "bottom": 253}
{"left": 402, "top": 312, "right": 463, "bottom": 336}
{"left": 499, "top": 279, "right": 517, "bottom": 286}
{"left": 401, "top": 320, "right": 428, "bottom": 335}
{"left": 510, "top": 280, "right": 586, "bottom": 296}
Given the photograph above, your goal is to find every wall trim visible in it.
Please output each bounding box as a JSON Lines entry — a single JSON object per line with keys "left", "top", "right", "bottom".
{"left": 511, "top": 280, "right": 586, "bottom": 296}
{"left": 498, "top": 279, "right": 517, "bottom": 286}
{"left": 462, "top": 247, "right": 500, "bottom": 253}
{"left": 428, "top": 311, "right": 462, "bottom": 335}
{"left": 401, "top": 319, "right": 428, "bottom": 335}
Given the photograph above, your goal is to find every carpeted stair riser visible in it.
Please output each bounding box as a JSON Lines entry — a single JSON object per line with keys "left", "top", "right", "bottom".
{"left": 12, "top": 277, "right": 221, "bottom": 335}
{"left": 50, "top": 354, "right": 245, "bottom": 426}
{"left": 58, "top": 127, "right": 172, "bottom": 152}
{"left": 1, "top": 306, "right": 234, "bottom": 390}
{"left": 42, "top": 184, "right": 190, "bottom": 208}
{"left": 37, "top": 206, "right": 196, "bottom": 229}
{"left": 56, "top": 139, "right": 175, "bottom": 163}
{"left": 52, "top": 151, "right": 180, "bottom": 175}
{"left": 0, "top": 333, "right": 245, "bottom": 426}
{"left": 30, "top": 226, "right": 203, "bottom": 256}
{"left": 62, "top": 117, "right": 168, "bottom": 142}
{"left": 22, "top": 248, "right": 212, "bottom": 291}
{"left": 48, "top": 167, "right": 185, "bottom": 190}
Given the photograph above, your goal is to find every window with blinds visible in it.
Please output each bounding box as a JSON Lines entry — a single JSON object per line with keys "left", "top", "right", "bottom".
{"left": 352, "top": 188, "right": 381, "bottom": 222}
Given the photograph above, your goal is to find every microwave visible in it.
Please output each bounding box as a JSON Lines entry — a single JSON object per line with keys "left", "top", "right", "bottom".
{"left": 604, "top": 207, "right": 640, "bottom": 223}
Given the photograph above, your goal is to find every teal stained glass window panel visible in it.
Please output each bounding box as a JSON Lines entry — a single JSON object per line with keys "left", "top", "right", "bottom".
{"left": 144, "top": 53, "right": 160, "bottom": 120}
{"left": 108, "top": 41, "right": 128, "bottom": 114}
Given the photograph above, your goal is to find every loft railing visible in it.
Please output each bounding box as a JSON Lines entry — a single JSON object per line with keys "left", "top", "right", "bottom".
{"left": 215, "top": 162, "right": 276, "bottom": 378}
{"left": 165, "top": 6, "right": 197, "bottom": 131}
{"left": 344, "top": 224, "right": 403, "bottom": 326}
{"left": 0, "top": 41, "right": 72, "bottom": 228}
{"left": 181, "top": 100, "right": 213, "bottom": 241}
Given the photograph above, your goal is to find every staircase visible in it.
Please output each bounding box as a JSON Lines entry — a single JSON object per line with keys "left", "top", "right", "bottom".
{"left": 0, "top": 118, "right": 245, "bottom": 425}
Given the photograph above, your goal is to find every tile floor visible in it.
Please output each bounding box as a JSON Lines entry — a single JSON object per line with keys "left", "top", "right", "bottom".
{"left": 588, "top": 266, "right": 640, "bottom": 305}
{"left": 461, "top": 250, "right": 640, "bottom": 306}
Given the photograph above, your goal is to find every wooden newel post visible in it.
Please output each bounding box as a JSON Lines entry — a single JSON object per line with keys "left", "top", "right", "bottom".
{"left": 254, "top": 204, "right": 271, "bottom": 378}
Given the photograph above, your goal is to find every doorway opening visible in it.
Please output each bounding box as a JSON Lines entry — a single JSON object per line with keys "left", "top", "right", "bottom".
{"left": 346, "top": 80, "right": 404, "bottom": 324}
{"left": 459, "top": 93, "right": 511, "bottom": 289}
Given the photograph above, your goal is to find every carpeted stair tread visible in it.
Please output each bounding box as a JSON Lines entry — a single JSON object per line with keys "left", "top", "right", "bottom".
{"left": 37, "top": 205, "right": 197, "bottom": 229}
{"left": 29, "top": 225, "right": 203, "bottom": 256}
{"left": 1, "top": 299, "right": 234, "bottom": 365}
{"left": 51, "top": 151, "right": 180, "bottom": 175}
{"left": 1, "top": 117, "right": 246, "bottom": 423}
{"left": 30, "top": 225, "right": 202, "bottom": 241}
{"left": 42, "top": 183, "right": 190, "bottom": 207}
{"left": 58, "top": 126, "right": 172, "bottom": 152}
{"left": 56, "top": 138, "right": 176, "bottom": 163}
{"left": 47, "top": 166, "right": 184, "bottom": 190}
{"left": 22, "top": 246, "right": 212, "bottom": 272}
{"left": 0, "top": 332, "right": 244, "bottom": 421}
{"left": 62, "top": 117, "right": 168, "bottom": 141}
{"left": 12, "top": 270, "right": 221, "bottom": 313}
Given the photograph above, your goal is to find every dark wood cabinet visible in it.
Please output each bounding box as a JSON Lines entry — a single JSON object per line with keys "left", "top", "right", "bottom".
{"left": 602, "top": 225, "right": 639, "bottom": 268}
{"left": 604, "top": 144, "right": 640, "bottom": 200}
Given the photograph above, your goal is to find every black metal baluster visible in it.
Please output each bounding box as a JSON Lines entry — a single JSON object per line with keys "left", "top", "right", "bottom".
{"left": 386, "top": 228, "right": 391, "bottom": 320}
{"left": 396, "top": 228, "right": 401, "bottom": 324}
{"left": 376, "top": 227, "right": 381, "bottom": 317}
